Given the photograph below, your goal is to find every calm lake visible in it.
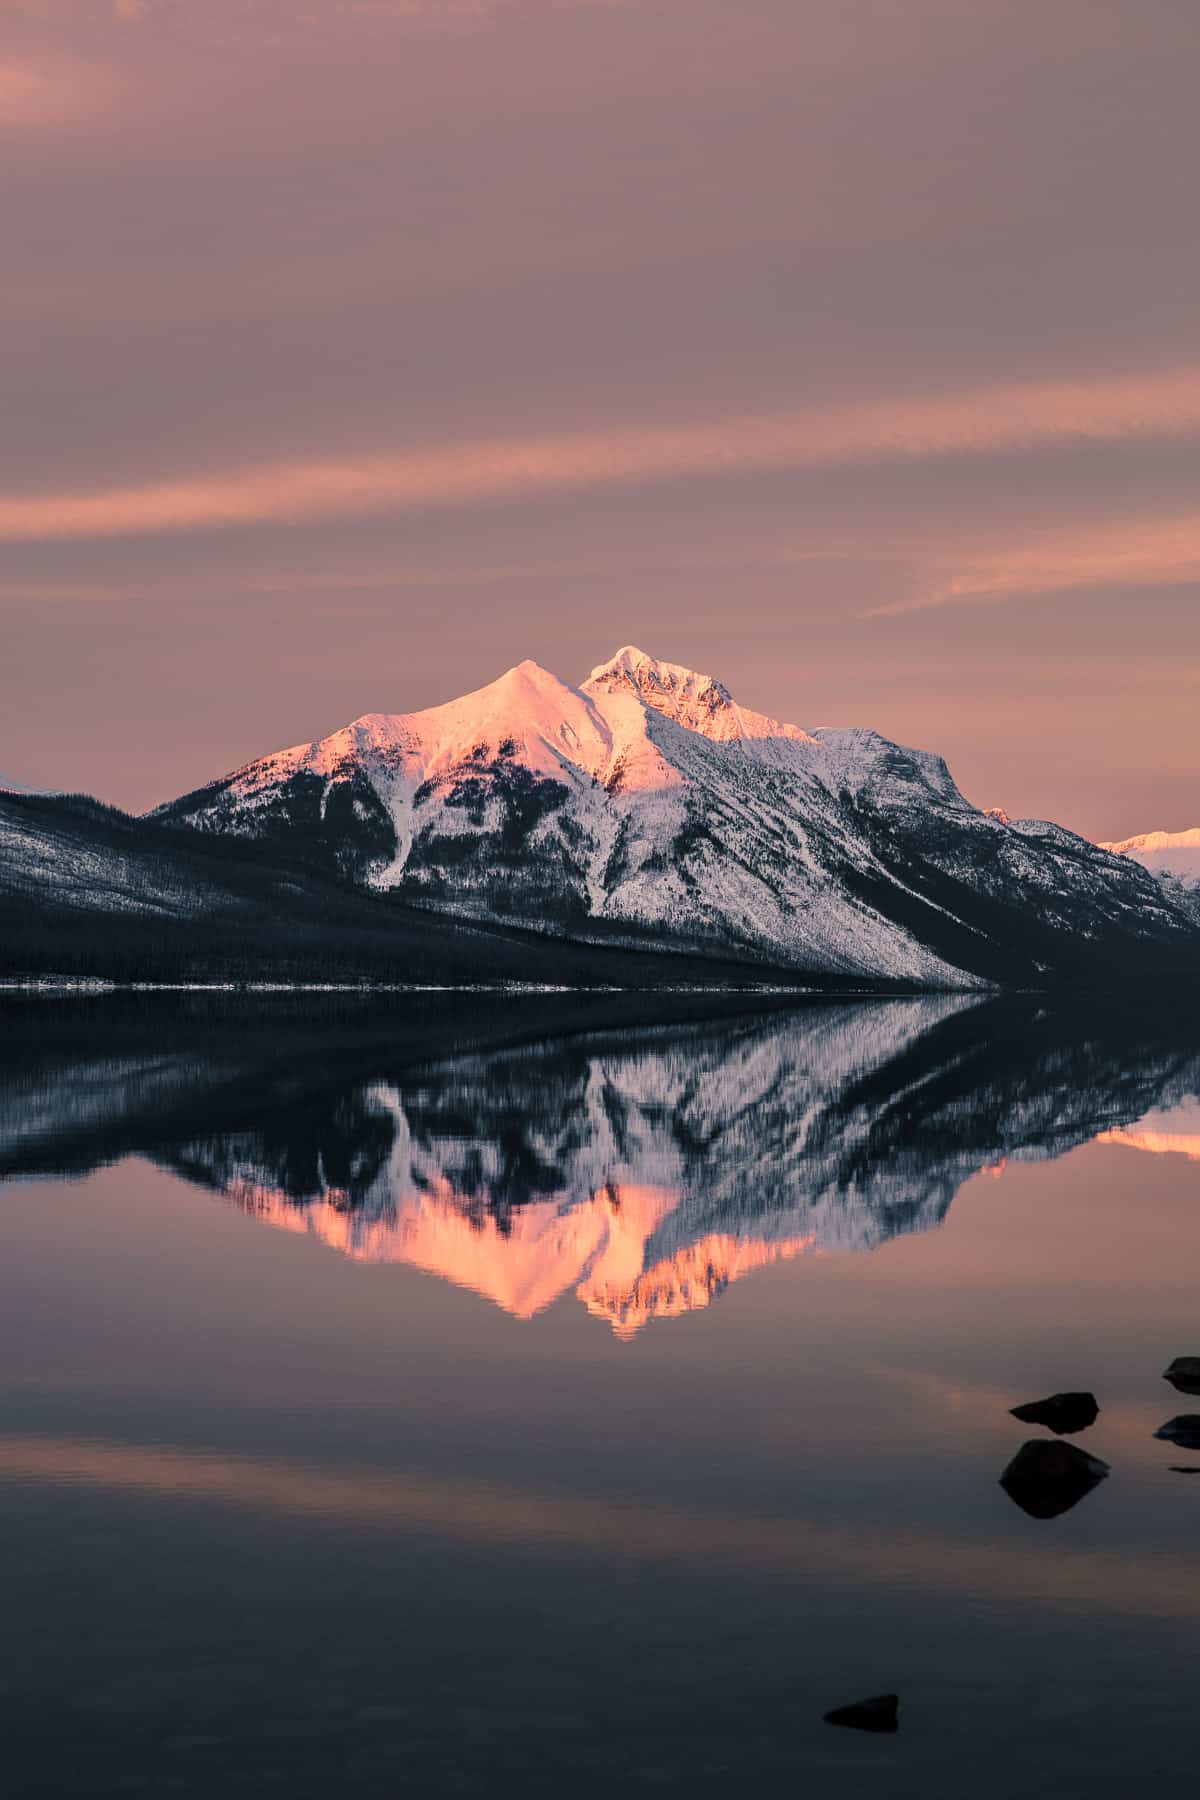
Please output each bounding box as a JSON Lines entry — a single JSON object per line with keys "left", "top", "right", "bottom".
{"left": 2, "top": 990, "right": 1199, "bottom": 1797}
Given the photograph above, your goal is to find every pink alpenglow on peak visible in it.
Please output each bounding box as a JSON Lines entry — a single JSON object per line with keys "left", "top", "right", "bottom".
{"left": 584, "top": 646, "right": 815, "bottom": 746}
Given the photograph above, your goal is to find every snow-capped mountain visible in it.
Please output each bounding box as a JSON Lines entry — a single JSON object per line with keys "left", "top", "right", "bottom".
{"left": 1102, "top": 827, "right": 1200, "bottom": 892}
{"left": 152, "top": 646, "right": 1199, "bottom": 986}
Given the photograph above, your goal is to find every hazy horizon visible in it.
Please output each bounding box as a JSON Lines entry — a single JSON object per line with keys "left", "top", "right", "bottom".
{"left": 4, "top": 0, "right": 1198, "bottom": 839}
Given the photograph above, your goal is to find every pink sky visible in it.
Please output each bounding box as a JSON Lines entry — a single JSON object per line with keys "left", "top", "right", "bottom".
{"left": 2, "top": 0, "right": 1198, "bottom": 839}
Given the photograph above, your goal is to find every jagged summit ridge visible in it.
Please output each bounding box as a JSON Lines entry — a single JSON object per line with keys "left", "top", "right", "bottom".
{"left": 146, "top": 646, "right": 1200, "bottom": 987}
{"left": 585, "top": 645, "right": 813, "bottom": 746}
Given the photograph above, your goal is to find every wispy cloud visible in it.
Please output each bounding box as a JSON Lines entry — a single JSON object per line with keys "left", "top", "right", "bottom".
{"left": 869, "top": 511, "right": 1200, "bottom": 616}
{"left": 5, "top": 364, "right": 1200, "bottom": 544}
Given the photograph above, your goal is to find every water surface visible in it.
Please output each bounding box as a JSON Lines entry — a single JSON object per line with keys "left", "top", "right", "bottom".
{"left": 2, "top": 992, "right": 1199, "bottom": 1796}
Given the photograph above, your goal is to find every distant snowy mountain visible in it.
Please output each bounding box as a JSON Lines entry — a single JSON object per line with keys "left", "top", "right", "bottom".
{"left": 151, "top": 645, "right": 1200, "bottom": 987}
{"left": 1102, "top": 827, "right": 1200, "bottom": 892}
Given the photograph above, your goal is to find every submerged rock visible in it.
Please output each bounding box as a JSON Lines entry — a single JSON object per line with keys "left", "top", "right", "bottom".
{"left": 1164, "top": 1358, "right": 1200, "bottom": 1397}
{"left": 823, "top": 1693, "right": 899, "bottom": 1734}
{"left": 1154, "top": 1416, "right": 1200, "bottom": 1450}
{"left": 999, "top": 1440, "right": 1110, "bottom": 1519}
{"left": 1009, "top": 1392, "right": 1099, "bottom": 1435}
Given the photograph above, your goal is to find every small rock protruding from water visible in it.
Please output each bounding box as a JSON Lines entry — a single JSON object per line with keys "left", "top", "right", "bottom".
{"left": 1009, "top": 1392, "right": 1099, "bottom": 1435}
{"left": 1154, "top": 1416, "right": 1200, "bottom": 1450}
{"left": 999, "top": 1440, "right": 1110, "bottom": 1519}
{"left": 823, "top": 1693, "right": 899, "bottom": 1734}
{"left": 1164, "top": 1357, "right": 1200, "bottom": 1396}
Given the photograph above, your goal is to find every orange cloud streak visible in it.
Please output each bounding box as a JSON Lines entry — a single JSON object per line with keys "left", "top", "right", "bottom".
{"left": 5, "top": 364, "right": 1200, "bottom": 542}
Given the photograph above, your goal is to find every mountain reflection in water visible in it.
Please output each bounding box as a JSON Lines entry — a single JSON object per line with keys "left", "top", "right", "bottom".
{"left": 2, "top": 992, "right": 1198, "bottom": 1335}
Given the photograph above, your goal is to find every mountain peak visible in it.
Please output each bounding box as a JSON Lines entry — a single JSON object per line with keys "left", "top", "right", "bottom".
{"left": 588, "top": 645, "right": 731, "bottom": 702}
{"left": 483, "top": 656, "right": 573, "bottom": 700}
{"left": 583, "top": 645, "right": 815, "bottom": 751}
{"left": 584, "top": 645, "right": 750, "bottom": 740}
{"left": 507, "top": 656, "right": 561, "bottom": 682}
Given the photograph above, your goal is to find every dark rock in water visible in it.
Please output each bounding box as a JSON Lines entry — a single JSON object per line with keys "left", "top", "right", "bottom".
{"left": 1154, "top": 1415, "right": 1200, "bottom": 1450}
{"left": 1164, "top": 1358, "right": 1200, "bottom": 1397}
{"left": 823, "top": 1694, "right": 899, "bottom": 1734}
{"left": 1010, "top": 1391, "right": 1099, "bottom": 1435}
{"left": 999, "top": 1440, "right": 1110, "bottom": 1519}
{"left": 1168, "top": 1466, "right": 1200, "bottom": 1475}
